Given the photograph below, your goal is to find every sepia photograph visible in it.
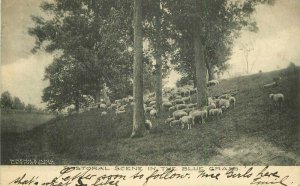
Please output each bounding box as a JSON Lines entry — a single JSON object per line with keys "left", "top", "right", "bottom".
{"left": 1, "top": 0, "right": 300, "bottom": 171}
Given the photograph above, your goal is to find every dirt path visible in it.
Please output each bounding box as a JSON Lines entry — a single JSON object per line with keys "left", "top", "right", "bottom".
{"left": 208, "top": 135, "right": 300, "bottom": 165}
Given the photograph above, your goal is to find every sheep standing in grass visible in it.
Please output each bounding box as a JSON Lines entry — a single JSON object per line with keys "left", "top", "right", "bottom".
{"left": 209, "top": 108, "right": 222, "bottom": 117}
{"left": 165, "top": 117, "right": 175, "bottom": 125}
{"left": 169, "top": 106, "right": 176, "bottom": 112}
{"left": 207, "top": 80, "right": 219, "bottom": 87}
{"left": 172, "top": 110, "right": 188, "bottom": 120}
{"left": 162, "top": 102, "right": 173, "bottom": 109}
{"left": 170, "top": 120, "right": 181, "bottom": 127}
{"left": 145, "top": 106, "right": 154, "bottom": 113}
{"left": 101, "top": 111, "right": 107, "bottom": 116}
{"left": 176, "top": 104, "right": 187, "bottom": 110}
{"left": 100, "top": 103, "right": 107, "bottom": 109}
{"left": 145, "top": 120, "right": 152, "bottom": 130}
{"left": 150, "top": 109, "right": 158, "bottom": 119}
{"left": 189, "top": 110, "right": 207, "bottom": 124}
{"left": 269, "top": 93, "right": 284, "bottom": 108}
{"left": 218, "top": 99, "right": 230, "bottom": 110}
{"left": 115, "top": 109, "right": 126, "bottom": 115}
{"left": 180, "top": 115, "right": 193, "bottom": 129}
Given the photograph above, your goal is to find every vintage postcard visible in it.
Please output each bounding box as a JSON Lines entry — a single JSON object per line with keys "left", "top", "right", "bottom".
{"left": 1, "top": 0, "right": 300, "bottom": 185}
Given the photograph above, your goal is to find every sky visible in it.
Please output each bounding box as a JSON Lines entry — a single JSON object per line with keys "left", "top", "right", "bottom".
{"left": 1, "top": 0, "right": 300, "bottom": 108}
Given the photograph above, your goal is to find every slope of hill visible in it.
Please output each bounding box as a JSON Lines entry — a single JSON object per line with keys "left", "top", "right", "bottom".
{"left": 1, "top": 68, "right": 299, "bottom": 165}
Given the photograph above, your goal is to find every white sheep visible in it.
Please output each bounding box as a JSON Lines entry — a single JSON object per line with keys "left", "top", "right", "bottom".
{"left": 209, "top": 108, "right": 222, "bottom": 117}
{"left": 172, "top": 110, "right": 188, "bottom": 120}
{"left": 101, "top": 111, "right": 107, "bottom": 116}
{"left": 182, "top": 96, "right": 191, "bottom": 103}
{"left": 144, "top": 106, "right": 154, "bottom": 113}
{"left": 168, "top": 106, "right": 176, "bottom": 112}
{"left": 145, "top": 119, "right": 152, "bottom": 130}
{"left": 208, "top": 97, "right": 214, "bottom": 105}
{"left": 170, "top": 120, "right": 181, "bottom": 127}
{"left": 176, "top": 104, "right": 187, "bottom": 110}
{"left": 204, "top": 103, "right": 216, "bottom": 112}
{"left": 189, "top": 110, "right": 207, "bottom": 124}
{"left": 149, "top": 101, "right": 156, "bottom": 107}
{"left": 165, "top": 117, "right": 175, "bottom": 125}
{"left": 207, "top": 80, "right": 219, "bottom": 87}
{"left": 187, "top": 103, "right": 197, "bottom": 108}
{"left": 162, "top": 102, "right": 173, "bottom": 109}
{"left": 115, "top": 109, "right": 126, "bottom": 115}
{"left": 218, "top": 94, "right": 231, "bottom": 99}
{"left": 180, "top": 115, "right": 193, "bottom": 129}
{"left": 150, "top": 109, "right": 158, "bottom": 119}
{"left": 173, "top": 99, "right": 184, "bottom": 105}
{"left": 269, "top": 93, "right": 284, "bottom": 108}
{"left": 218, "top": 99, "right": 230, "bottom": 110}
{"left": 100, "top": 103, "right": 107, "bottom": 109}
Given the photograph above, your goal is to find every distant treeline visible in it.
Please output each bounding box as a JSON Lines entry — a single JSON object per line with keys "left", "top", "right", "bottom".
{"left": 0, "top": 91, "right": 43, "bottom": 113}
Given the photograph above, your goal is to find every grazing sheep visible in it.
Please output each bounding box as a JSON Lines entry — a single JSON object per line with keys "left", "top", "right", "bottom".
{"left": 182, "top": 108, "right": 193, "bottom": 114}
{"left": 165, "top": 117, "right": 175, "bottom": 125}
{"left": 145, "top": 106, "right": 154, "bottom": 113}
{"left": 172, "top": 110, "right": 188, "bottom": 120}
{"left": 115, "top": 109, "right": 126, "bottom": 115}
{"left": 170, "top": 120, "right": 181, "bottom": 127}
{"left": 101, "top": 111, "right": 107, "bottom": 116}
{"left": 115, "top": 99, "right": 122, "bottom": 105}
{"left": 263, "top": 82, "right": 277, "bottom": 88}
{"left": 150, "top": 109, "right": 158, "bottom": 119}
{"left": 145, "top": 119, "right": 152, "bottom": 130}
{"left": 100, "top": 103, "right": 107, "bottom": 109}
{"left": 229, "top": 96, "right": 236, "bottom": 108}
{"left": 269, "top": 93, "right": 284, "bottom": 108}
{"left": 218, "top": 94, "right": 231, "bottom": 99}
{"left": 109, "top": 103, "right": 118, "bottom": 110}
{"left": 180, "top": 115, "right": 193, "bottom": 129}
{"left": 173, "top": 99, "right": 184, "bottom": 105}
{"left": 209, "top": 108, "right": 222, "bottom": 117}
{"left": 205, "top": 103, "right": 216, "bottom": 112}
{"left": 208, "top": 97, "right": 215, "bottom": 105}
{"left": 176, "top": 104, "right": 187, "bottom": 110}
{"left": 187, "top": 103, "right": 197, "bottom": 108}
{"left": 162, "top": 102, "right": 173, "bottom": 109}
{"left": 149, "top": 101, "right": 156, "bottom": 107}
{"left": 207, "top": 80, "right": 219, "bottom": 87}
{"left": 218, "top": 99, "right": 230, "bottom": 110}
{"left": 182, "top": 96, "right": 191, "bottom": 103}
{"left": 189, "top": 110, "right": 207, "bottom": 124}
{"left": 169, "top": 106, "right": 176, "bottom": 112}
{"left": 127, "top": 95, "right": 134, "bottom": 102}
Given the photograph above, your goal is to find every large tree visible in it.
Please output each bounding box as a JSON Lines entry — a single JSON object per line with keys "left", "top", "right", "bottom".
{"left": 131, "top": 0, "right": 145, "bottom": 138}
{"left": 29, "top": 0, "right": 134, "bottom": 111}
{"left": 167, "top": 0, "right": 273, "bottom": 107}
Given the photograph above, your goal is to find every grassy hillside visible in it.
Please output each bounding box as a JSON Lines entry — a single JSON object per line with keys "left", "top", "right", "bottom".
{"left": 1, "top": 110, "right": 55, "bottom": 133}
{"left": 1, "top": 68, "right": 299, "bottom": 165}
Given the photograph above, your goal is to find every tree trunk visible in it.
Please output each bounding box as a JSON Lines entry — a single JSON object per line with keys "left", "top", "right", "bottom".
{"left": 94, "top": 89, "right": 101, "bottom": 103}
{"left": 102, "top": 85, "right": 111, "bottom": 106}
{"left": 131, "top": 0, "right": 145, "bottom": 138}
{"left": 155, "top": 56, "right": 163, "bottom": 115}
{"left": 194, "top": 34, "right": 208, "bottom": 109}
{"left": 75, "top": 100, "right": 80, "bottom": 112}
{"left": 207, "top": 63, "right": 214, "bottom": 81}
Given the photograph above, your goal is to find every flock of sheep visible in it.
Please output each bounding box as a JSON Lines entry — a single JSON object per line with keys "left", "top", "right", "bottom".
{"left": 91, "top": 75, "right": 285, "bottom": 131}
